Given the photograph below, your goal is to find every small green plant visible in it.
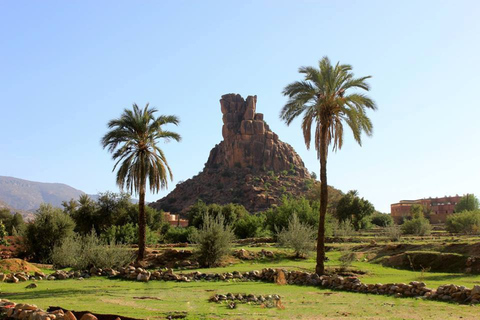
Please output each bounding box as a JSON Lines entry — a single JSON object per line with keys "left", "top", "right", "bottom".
{"left": 445, "top": 210, "right": 480, "bottom": 234}
{"left": 281, "top": 170, "right": 289, "bottom": 176}
{"left": 189, "top": 213, "right": 234, "bottom": 267}
{"left": 267, "top": 170, "right": 275, "bottom": 177}
{"left": 288, "top": 164, "right": 296, "bottom": 175}
{"left": 384, "top": 224, "right": 401, "bottom": 241}
{"left": 339, "top": 248, "right": 356, "bottom": 270}
{"left": 164, "top": 226, "right": 197, "bottom": 243}
{"left": 332, "top": 220, "right": 355, "bottom": 239}
{"left": 233, "top": 214, "right": 266, "bottom": 239}
{"left": 52, "top": 231, "right": 134, "bottom": 270}
{"left": 371, "top": 212, "right": 393, "bottom": 227}
{"left": 26, "top": 204, "right": 76, "bottom": 263}
{"left": 401, "top": 212, "right": 431, "bottom": 236}
{"left": 0, "top": 221, "right": 8, "bottom": 245}
{"left": 277, "top": 213, "right": 316, "bottom": 258}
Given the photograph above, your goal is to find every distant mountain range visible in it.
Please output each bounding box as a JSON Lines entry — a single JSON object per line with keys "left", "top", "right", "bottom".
{"left": 0, "top": 176, "right": 86, "bottom": 211}
{"left": 0, "top": 176, "right": 137, "bottom": 221}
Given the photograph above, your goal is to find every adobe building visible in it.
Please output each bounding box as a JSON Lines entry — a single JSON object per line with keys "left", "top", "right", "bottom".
{"left": 162, "top": 212, "right": 189, "bottom": 227}
{"left": 390, "top": 195, "right": 463, "bottom": 224}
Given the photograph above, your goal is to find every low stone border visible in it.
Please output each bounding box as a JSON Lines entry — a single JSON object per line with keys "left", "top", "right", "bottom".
{"left": 1, "top": 267, "right": 480, "bottom": 306}
{"left": 209, "top": 293, "right": 280, "bottom": 304}
{"left": 0, "top": 300, "right": 99, "bottom": 320}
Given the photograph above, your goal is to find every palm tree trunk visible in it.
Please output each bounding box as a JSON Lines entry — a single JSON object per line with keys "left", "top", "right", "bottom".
{"left": 316, "top": 129, "right": 328, "bottom": 275}
{"left": 138, "top": 186, "right": 147, "bottom": 261}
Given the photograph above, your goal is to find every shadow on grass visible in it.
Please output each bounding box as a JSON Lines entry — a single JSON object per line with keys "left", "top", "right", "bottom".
{"left": 421, "top": 273, "right": 480, "bottom": 283}
{"left": 0, "top": 287, "right": 102, "bottom": 301}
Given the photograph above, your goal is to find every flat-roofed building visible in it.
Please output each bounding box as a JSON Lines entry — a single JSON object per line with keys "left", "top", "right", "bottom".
{"left": 162, "top": 212, "right": 189, "bottom": 227}
{"left": 390, "top": 195, "right": 462, "bottom": 224}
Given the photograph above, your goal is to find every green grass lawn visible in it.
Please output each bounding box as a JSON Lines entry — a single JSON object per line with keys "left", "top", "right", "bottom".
{"left": 2, "top": 235, "right": 480, "bottom": 319}
{"left": 1, "top": 277, "right": 478, "bottom": 319}
{"left": 186, "top": 247, "right": 480, "bottom": 289}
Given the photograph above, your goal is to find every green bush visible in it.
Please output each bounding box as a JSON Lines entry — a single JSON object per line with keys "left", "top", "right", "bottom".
{"left": 101, "top": 223, "right": 159, "bottom": 245}
{"left": 455, "top": 194, "right": 479, "bottom": 212}
{"left": 332, "top": 219, "right": 356, "bottom": 238}
{"left": 233, "top": 214, "right": 266, "bottom": 239}
{"left": 51, "top": 231, "right": 134, "bottom": 270}
{"left": 265, "top": 196, "right": 319, "bottom": 233}
{"left": 26, "top": 204, "right": 76, "bottom": 262}
{"left": 336, "top": 190, "right": 375, "bottom": 230}
{"left": 0, "top": 210, "right": 26, "bottom": 236}
{"left": 339, "top": 249, "right": 356, "bottom": 269}
{"left": 0, "top": 221, "right": 8, "bottom": 245}
{"left": 401, "top": 215, "right": 431, "bottom": 236}
{"left": 190, "top": 213, "right": 234, "bottom": 267}
{"left": 445, "top": 210, "right": 480, "bottom": 234}
{"left": 384, "top": 224, "right": 402, "bottom": 241}
{"left": 277, "top": 213, "right": 316, "bottom": 258}
{"left": 187, "top": 200, "right": 248, "bottom": 228}
{"left": 164, "top": 226, "right": 197, "bottom": 243}
{"left": 371, "top": 212, "right": 394, "bottom": 227}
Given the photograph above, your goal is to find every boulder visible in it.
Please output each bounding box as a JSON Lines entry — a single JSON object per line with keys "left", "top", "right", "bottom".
{"left": 79, "top": 314, "right": 97, "bottom": 320}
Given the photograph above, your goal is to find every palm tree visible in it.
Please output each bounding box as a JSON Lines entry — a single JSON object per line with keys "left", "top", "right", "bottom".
{"left": 280, "top": 57, "right": 376, "bottom": 275}
{"left": 102, "top": 103, "right": 181, "bottom": 261}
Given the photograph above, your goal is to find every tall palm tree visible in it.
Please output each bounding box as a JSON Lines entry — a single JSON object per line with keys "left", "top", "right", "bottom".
{"left": 280, "top": 57, "right": 376, "bottom": 275}
{"left": 102, "top": 103, "right": 181, "bottom": 261}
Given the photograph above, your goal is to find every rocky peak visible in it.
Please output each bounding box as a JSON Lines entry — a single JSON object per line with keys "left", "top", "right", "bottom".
{"left": 207, "top": 94, "right": 309, "bottom": 177}
{"left": 151, "top": 94, "right": 312, "bottom": 214}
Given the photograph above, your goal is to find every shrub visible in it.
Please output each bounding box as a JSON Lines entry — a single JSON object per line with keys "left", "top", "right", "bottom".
{"left": 190, "top": 214, "right": 234, "bottom": 267}
{"left": 233, "top": 214, "right": 265, "bottom": 239}
{"left": 277, "top": 214, "right": 316, "bottom": 258}
{"left": 52, "top": 231, "right": 134, "bottom": 270}
{"left": 445, "top": 210, "right": 480, "bottom": 234}
{"left": 26, "top": 204, "right": 76, "bottom": 262}
{"left": 332, "top": 219, "right": 356, "bottom": 238}
{"left": 336, "top": 190, "right": 375, "bottom": 230}
{"left": 164, "top": 226, "right": 197, "bottom": 243}
{"left": 187, "top": 201, "right": 248, "bottom": 228}
{"left": 0, "top": 210, "right": 26, "bottom": 236}
{"left": 101, "top": 223, "right": 159, "bottom": 245}
{"left": 0, "top": 221, "right": 8, "bottom": 245}
{"left": 455, "top": 194, "right": 479, "bottom": 212}
{"left": 401, "top": 214, "right": 431, "bottom": 236}
{"left": 384, "top": 224, "right": 402, "bottom": 241}
{"left": 371, "top": 212, "right": 394, "bottom": 227}
{"left": 265, "top": 196, "right": 319, "bottom": 233}
{"left": 339, "top": 248, "right": 356, "bottom": 269}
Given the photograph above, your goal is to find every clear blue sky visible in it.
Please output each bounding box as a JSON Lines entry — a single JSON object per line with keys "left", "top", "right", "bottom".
{"left": 1, "top": 0, "right": 479, "bottom": 213}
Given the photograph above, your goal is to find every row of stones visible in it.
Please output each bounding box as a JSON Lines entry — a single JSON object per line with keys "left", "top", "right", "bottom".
{"left": 0, "top": 300, "right": 101, "bottom": 320}
{"left": 3, "top": 267, "right": 480, "bottom": 305}
{"left": 209, "top": 293, "right": 281, "bottom": 304}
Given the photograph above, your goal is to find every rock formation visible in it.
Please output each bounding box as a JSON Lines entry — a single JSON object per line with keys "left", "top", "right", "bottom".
{"left": 150, "top": 94, "right": 312, "bottom": 214}
{"left": 207, "top": 94, "right": 308, "bottom": 176}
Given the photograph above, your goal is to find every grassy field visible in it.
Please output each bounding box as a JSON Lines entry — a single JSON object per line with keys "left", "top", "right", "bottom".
{"left": 1, "top": 276, "right": 479, "bottom": 320}
{"left": 1, "top": 243, "right": 480, "bottom": 319}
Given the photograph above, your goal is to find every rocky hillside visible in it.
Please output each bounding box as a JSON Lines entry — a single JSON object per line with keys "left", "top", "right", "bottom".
{"left": 0, "top": 176, "right": 85, "bottom": 211}
{"left": 151, "top": 93, "right": 318, "bottom": 214}
{"left": 0, "top": 200, "right": 36, "bottom": 221}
